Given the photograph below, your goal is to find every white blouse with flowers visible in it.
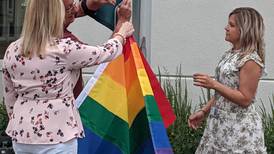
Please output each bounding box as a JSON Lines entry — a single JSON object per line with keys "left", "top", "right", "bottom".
{"left": 2, "top": 38, "right": 122, "bottom": 144}
{"left": 196, "top": 50, "right": 267, "bottom": 154}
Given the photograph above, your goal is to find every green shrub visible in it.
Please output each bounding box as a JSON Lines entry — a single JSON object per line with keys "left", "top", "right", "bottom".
{"left": 159, "top": 67, "right": 206, "bottom": 154}
{"left": 0, "top": 102, "right": 8, "bottom": 136}
{"left": 259, "top": 96, "right": 274, "bottom": 153}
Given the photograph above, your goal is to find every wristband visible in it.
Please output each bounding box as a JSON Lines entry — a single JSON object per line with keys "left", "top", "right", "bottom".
{"left": 113, "top": 33, "right": 126, "bottom": 45}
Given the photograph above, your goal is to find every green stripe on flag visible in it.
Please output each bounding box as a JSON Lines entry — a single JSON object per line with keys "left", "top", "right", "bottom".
{"left": 79, "top": 96, "right": 130, "bottom": 154}
{"left": 129, "top": 108, "right": 151, "bottom": 153}
{"left": 144, "top": 95, "right": 162, "bottom": 122}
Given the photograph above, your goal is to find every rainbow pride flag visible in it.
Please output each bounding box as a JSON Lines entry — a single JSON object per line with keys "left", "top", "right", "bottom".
{"left": 76, "top": 37, "right": 175, "bottom": 154}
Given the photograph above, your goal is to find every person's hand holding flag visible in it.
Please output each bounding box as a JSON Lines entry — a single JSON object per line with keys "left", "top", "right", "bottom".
{"left": 117, "top": 0, "right": 131, "bottom": 22}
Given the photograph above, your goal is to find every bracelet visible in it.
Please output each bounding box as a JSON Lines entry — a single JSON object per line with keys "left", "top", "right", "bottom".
{"left": 113, "top": 33, "right": 126, "bottom": 45}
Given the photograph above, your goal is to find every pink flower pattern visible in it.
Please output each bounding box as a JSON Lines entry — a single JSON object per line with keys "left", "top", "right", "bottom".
{"left": 2, "top": 38, "right": 122, "bottom": 144}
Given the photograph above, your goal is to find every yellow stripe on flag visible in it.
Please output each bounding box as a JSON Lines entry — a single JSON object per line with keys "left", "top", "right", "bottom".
{"left": 137, "top": 69, "right": 153, "bottom": 96}
{"left": 89, "top": 74, "right": 129, "bottom": 123}
{"left": 130, "top": 41, "right": 153, "bottom": 96}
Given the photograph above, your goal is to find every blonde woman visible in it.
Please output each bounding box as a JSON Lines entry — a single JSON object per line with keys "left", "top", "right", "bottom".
{"left": 2, "top": 0, "right": 134, "bottom": 153}
{"left": 188, "top": 7, "right": 267, "bottom": 153}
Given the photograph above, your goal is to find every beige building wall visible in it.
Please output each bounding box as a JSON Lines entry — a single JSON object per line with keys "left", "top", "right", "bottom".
{"left": 150, "top": 0, "right": 274, "bottom": 110}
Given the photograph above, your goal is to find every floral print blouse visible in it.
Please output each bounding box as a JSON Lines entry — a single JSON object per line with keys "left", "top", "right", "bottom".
{"left": 2, "top": 38, "right": 122, "bottom": 144}
{"left": 196, "top": 49, "right": 267, "bottom": 154}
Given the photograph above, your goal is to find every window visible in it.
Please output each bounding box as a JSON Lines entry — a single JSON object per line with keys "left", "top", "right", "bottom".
{"left": 0, "top": 0, "right": 25, "bottom": 58}
{"left": 8, "top": 0, "right": 14, "bottom": 9}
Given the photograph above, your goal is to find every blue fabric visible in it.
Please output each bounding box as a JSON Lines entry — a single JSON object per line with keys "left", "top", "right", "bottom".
{"left": 149, "top": 121, "right": 172, "bottom": 149}
{"left": 78, "top": 126, "right": 122, "bottom": 154}
{"left": 81, "top": 0, "right": 122, "bottom": 30}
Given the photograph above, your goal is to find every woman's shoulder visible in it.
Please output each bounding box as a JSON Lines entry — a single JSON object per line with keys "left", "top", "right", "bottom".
{"left": 4, "top": 38, "right": 23, "bottom": 59}
{"left": 248, "top": 51, "right": 262, "bottom": 59}
{"left": 240, "top": 51, "right": 263, "bottom": 65}
{"left": 237, "top": 51, "right": 266, "bottom": 75}
{"left": 6, "top": 38, "right": 22, "bottom": 50}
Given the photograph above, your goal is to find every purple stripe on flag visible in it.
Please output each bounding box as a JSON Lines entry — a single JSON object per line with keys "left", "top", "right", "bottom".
{"left": 156, "top": 148, "right": 174, "bottom": 154}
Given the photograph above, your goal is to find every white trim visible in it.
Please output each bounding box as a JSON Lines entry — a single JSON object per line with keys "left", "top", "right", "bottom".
{"left": 75, "top": 62, "right": 109, "bottom": 108}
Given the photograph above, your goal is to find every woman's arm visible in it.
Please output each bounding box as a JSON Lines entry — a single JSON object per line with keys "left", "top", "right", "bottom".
{"left": 2, "top": 43, "right": 19, "bottom": 119}
{"left": 64, "top": 37, "right": 123, "bottom": 70}
{"left": 188, "top": 97, "right": 215, "bottom": 129}
{"left": 64, "top": 22, "right": 133, "bottom": 69}
{"left": 200, "top": 97, "right": 215, "bottom": 114}
{"left": 2, "top": 67, "right": 17, "bottom": 119}
{"left": 193, "top": 60, "right": 262, "bottom": 108}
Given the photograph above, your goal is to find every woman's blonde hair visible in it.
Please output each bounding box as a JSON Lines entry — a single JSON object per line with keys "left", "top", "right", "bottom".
{"left": 21, "top": 0, "right": 65, "bottom": 57}
{"left": 229, "top": 7, "right": 265, "bottom": 64}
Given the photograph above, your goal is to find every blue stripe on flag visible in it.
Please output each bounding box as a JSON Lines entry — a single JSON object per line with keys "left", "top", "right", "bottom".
{"left": 78, "top": 126, "right": 123, "bottom": 154}
{"left": 149, "top": 121, "right": 172, "bottom": 150}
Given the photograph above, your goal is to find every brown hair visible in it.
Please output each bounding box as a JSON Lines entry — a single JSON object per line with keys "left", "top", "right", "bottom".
{"left": 229, "top": 7, "right": 265, "bottom": 64}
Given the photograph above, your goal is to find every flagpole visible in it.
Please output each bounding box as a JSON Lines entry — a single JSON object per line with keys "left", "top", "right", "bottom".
{"left": 132, "top": 0, "right": 152, "bottom": 64}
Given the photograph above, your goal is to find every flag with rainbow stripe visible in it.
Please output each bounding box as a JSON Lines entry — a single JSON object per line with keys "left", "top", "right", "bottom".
{"left": 76, "top": 37, "right": 176, "bottom": 154}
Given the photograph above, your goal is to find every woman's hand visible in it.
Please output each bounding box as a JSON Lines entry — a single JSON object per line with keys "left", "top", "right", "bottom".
{"left": 117, "top": 0, "right": 131, "bottom": 22}
{"left": 188, "top": 110, "right": 206, "bottom": 130}
{"left": 117, "top": 21, "right": 134, "bottom": 38}
{"left": 114, "top": 0, "right": 131, "bottom": 34}
{"left": 193, "top": 73, "right": 217, "bottom": 89}
{"left": 113, "top": 21, "right": 134, "bottom": 44}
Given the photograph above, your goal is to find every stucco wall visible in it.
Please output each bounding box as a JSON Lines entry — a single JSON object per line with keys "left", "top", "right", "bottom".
{"left": 150, "top": 0, "right": 274, "bottom": 110}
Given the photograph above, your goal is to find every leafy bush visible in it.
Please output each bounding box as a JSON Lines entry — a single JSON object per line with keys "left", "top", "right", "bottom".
{"left": 259, "top": 96, "right": 274, "bottom": 153}
{"left": 0, "top": 102, "right": 13, "bottom": 153}
{"left": 0, "top": 102, "right": 8, "bottom": 136}
{"left": 159, "top": 67, "right": 206, "bottom": 154}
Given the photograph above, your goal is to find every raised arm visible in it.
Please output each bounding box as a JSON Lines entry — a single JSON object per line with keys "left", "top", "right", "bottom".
{"left": 64, "top": 21, "right": 134, "bottom": 69}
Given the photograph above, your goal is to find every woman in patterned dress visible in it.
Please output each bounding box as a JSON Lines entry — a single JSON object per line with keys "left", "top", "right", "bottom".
{"left": 2, "top": 0, "right": 134, "bottom": 153}
{"left": 188, "top": 7, "right": 267, "bottom": 153}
